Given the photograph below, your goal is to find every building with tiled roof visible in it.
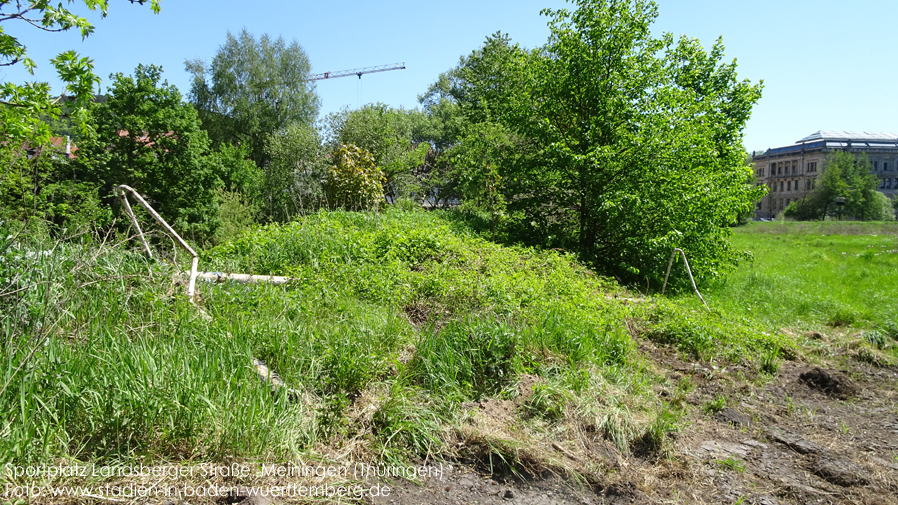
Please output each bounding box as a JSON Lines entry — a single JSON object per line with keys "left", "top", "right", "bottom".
{"left": 751, "top": 131, "right": 898, "bottom": 218}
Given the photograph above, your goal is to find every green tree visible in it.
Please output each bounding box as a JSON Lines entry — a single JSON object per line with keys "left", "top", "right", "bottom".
{"left": 74, "top": 64, "right": 222, "bottom": 242}
{"left": 186, "top": 30, "right": 320, "bottom": 168}
{"left": 263, "top": 121, "right": 323, "bottom": 221}
{"left": 786, "top": 151, "right": 880, "bottom": 221}
{"left": 0, "top": 141, "right": 108, "bottom": 232}
{"left": 427, "top": 0, "right": 764, "bottom": 288}
{"left": 0, "top": 0, "right": 160, "bottom": 144}
{"left": 323, "top": 104, "right": 430, "bottom": 201}
{"left": 445, "top": 122, "right": 520, "bottom": 238}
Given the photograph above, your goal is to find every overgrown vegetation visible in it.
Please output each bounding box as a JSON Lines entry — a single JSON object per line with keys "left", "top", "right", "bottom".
{"left": 0, "top": 206, "right": 796, "bottom": 474}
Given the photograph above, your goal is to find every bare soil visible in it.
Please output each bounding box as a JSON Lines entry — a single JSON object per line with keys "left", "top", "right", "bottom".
{"left": 368, "top": 338, "right": 898, "bottom": 505}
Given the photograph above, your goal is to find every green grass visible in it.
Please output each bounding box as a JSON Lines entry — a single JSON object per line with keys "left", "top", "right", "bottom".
{"left": 698, "top": 221, "right": 898, "bottom": 330}
{"left": 0, "top": 208, "right": 660, "bottom": 474}
{"left": 7, "top": 212, "right": 893, "bottom": 486}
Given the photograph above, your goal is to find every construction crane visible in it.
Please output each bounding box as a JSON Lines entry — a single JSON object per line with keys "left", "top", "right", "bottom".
{"left": 307, "top": 62, "right": 405, "bottom": 81}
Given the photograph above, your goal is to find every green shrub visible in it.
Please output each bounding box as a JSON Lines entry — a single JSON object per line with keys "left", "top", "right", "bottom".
{"left": 326, "top": 144, "right": 384, "bottom": 211}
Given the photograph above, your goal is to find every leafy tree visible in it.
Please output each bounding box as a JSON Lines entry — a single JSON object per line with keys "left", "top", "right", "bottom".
{"left": 786, "top": 151, "right": 880, "bottom": 221}
{"left": 872, "top": 191, "right": 894, "bottom": 221}
{"left": 426, "top": 0, "right": 764, "bottom": 288}
{"left": 326, "top": 144, "right": 384, "bottom": 211}
{"left": 0, "top": 0, "right": 159, "bottom": 144}
{"left": 74, "top": 64, "right": 222, "bottom": 242}
{"left": 186, "top": 30, "right": 319, "bottom": 168}
{"left": 445, "top": 122, "right": 520, "bottom": 238}
{"left": 263, "top": 121, "right": 323, "bottom": 221}
{"left": 323, "top": 104, "right": 430, "bottom": 201}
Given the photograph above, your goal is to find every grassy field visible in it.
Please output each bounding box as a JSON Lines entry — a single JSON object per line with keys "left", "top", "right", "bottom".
{"left": 2, "top": 211, "right": 896, "bottom": 502}
{"left": 698, "top": 221, "right": 898, "bottom": 331}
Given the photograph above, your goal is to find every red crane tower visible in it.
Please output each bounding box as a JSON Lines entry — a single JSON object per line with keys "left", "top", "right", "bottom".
{"left": 307, "top": 63, "right": 405, "bottom": 81}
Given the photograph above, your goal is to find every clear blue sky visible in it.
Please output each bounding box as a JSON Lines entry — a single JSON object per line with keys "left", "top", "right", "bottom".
{"left": 2, "top": 0, "right": 896, "bottom": 152}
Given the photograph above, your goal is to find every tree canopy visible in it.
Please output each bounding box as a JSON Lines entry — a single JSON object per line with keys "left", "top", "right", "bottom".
{"left": 0, "top": 0, "right": 160, "bottom": 144}
{"left": 186, "top": 30, "right": 320, "bottom": 168}
{"left": 785, "top": 151, "right": 885, "bottom": 221}
{"left": 74, "top": 64, "right": 225, "bottom": 241}
{"left": 323, "top": 104, "right": 430, "bottom": 200}
{"left": 424, "top": 0, "right": 765, "bottom": 288}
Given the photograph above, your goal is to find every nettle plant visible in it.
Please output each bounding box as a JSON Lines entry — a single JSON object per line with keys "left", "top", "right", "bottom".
{"left": 326, "top": 144, "right": 385, "bottom": 211}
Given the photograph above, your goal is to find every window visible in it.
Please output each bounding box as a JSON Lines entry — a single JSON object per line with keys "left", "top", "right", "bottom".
{"left": 874, "top": 161, "right": 879, "bottom": 170}
{"left": 807, "top": 161, "right": 817, "bottom": 172}
{"left": 780, "top": 181, "right": 784, "bottom": 191}
{"left": 884, "top": 162, "right": 889, "bottom": 171}
{"left": 787, "top": 181, "right": 791, "bottom": 191}
{"left": 881, "top": 179, "right": 886, "bottom": 189}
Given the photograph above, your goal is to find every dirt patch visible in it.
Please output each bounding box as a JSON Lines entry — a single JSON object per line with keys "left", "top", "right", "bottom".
{"left": 811, "top": 455, "right": 870, "bottom": 487}
{"left": 374, "top": 339, "right": 898, "bottom": 505}
{"left": 798, "top": 367, "right": 860, "bottom": 399}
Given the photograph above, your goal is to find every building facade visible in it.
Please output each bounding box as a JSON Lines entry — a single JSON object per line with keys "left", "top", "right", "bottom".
{"left": 752, "top": 131, "right": 898, "bottom": 218}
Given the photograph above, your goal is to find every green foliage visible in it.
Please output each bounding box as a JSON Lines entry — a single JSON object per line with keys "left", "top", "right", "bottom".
{"left": 323, "top": 104, "right": 430, "bottom": 200}
{"left": 326, "top": 144, "right": 384, "bottom": 211}
{"left": 74, "top": 64, "right": 222, "bottom": 242}
{"left": 263, "top": 121, "right": 324, "bottom": 220}
{"left": 863, "top": 330, "right": 887, "bottom": 350}
{"left": 412, "top": 317, "right": 518, "bottom": 400}
{"left": 786, "top": 151, "right": 882, "bottom": 221}
{"left": 523, "top": 382, "right": 568, "bottom": 421}
{"left": 0, "top": 142, "right": 108, "bottom": 232}
{"left": 426, "top": 0, "right": 764, "bottom": 289}
{"left": 873, "top": 191, "right": 895, "bottom": 221}
{"left": 186, "top": 30, "right": 319, "bottom": 168}
{"left": 702, "top": 395, "right": 726, "bottom": 414}
{"left": 637, "top": 404, "right": 682, "bottom": 454}
{"left": 446, "top": 122, "right": 517, "bottom": 239}
{"left": 759, "top": 347, "right": 781, "bottom": 375}
{"left": 0, "top": 0, "right": 159, "bottom": 144}
{"left": 715, "top": 455, "right": 746, "bottom": 473}
{"left": 372, "top": 384, "right": 443, "bottom": 460}
{"left": 215, "top": 189, "right": 257, "bottom": 244}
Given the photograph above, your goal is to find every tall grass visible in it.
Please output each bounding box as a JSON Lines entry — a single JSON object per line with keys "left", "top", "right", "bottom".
{"left": 5, "top": 207, "right": 812, "bottom": 476}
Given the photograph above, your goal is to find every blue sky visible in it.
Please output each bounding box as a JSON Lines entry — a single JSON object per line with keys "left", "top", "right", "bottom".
{"left": 2, "top": 0, "right": 895, "bottom": 152}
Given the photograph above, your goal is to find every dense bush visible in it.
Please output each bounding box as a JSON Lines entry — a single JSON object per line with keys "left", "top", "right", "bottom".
{"left": 326, "top": 144, "right": 384, "bottom": 211}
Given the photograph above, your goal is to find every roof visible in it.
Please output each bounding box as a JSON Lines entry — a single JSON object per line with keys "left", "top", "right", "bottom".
{"left": 795, "top": 131, "right": 898, "bottom": 143}
{"left": 754, "top": 131, "right": 898, "bottom": 159}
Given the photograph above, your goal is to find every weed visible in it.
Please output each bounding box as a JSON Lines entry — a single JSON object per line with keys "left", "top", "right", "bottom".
{"left": 523, "top": 383, "right": 568, "bottom": 421}
{"left": 784, "top": 395, "right": 796, "bottom": 416}
{"left": 635, "top": 404, "right": 682, "bottom": 455}
{"left": 759, "top": 347, "right": 782, "bottom": 376}
{"left": 839, "top": 421, "right": 851, "bottom": 435}
{"left": 593, "top": 406, "right": 637, "bottom": 453}
{"left": 715, "top": 455, "right": 746, "bottom": 473}
{"left": 669, "top": 377, "right": 694, "bottom": 408}
{"left": 827, "top": 307, "right": 859, "bottom": 327}
{"left": 372, "top": 384, "right": 443, "bottom": 462}
{"left": 864, "top": 330, "right": 887, "bottom": 350}
{"left": 702, "top": 395, "right": 726, "bottom": 414}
